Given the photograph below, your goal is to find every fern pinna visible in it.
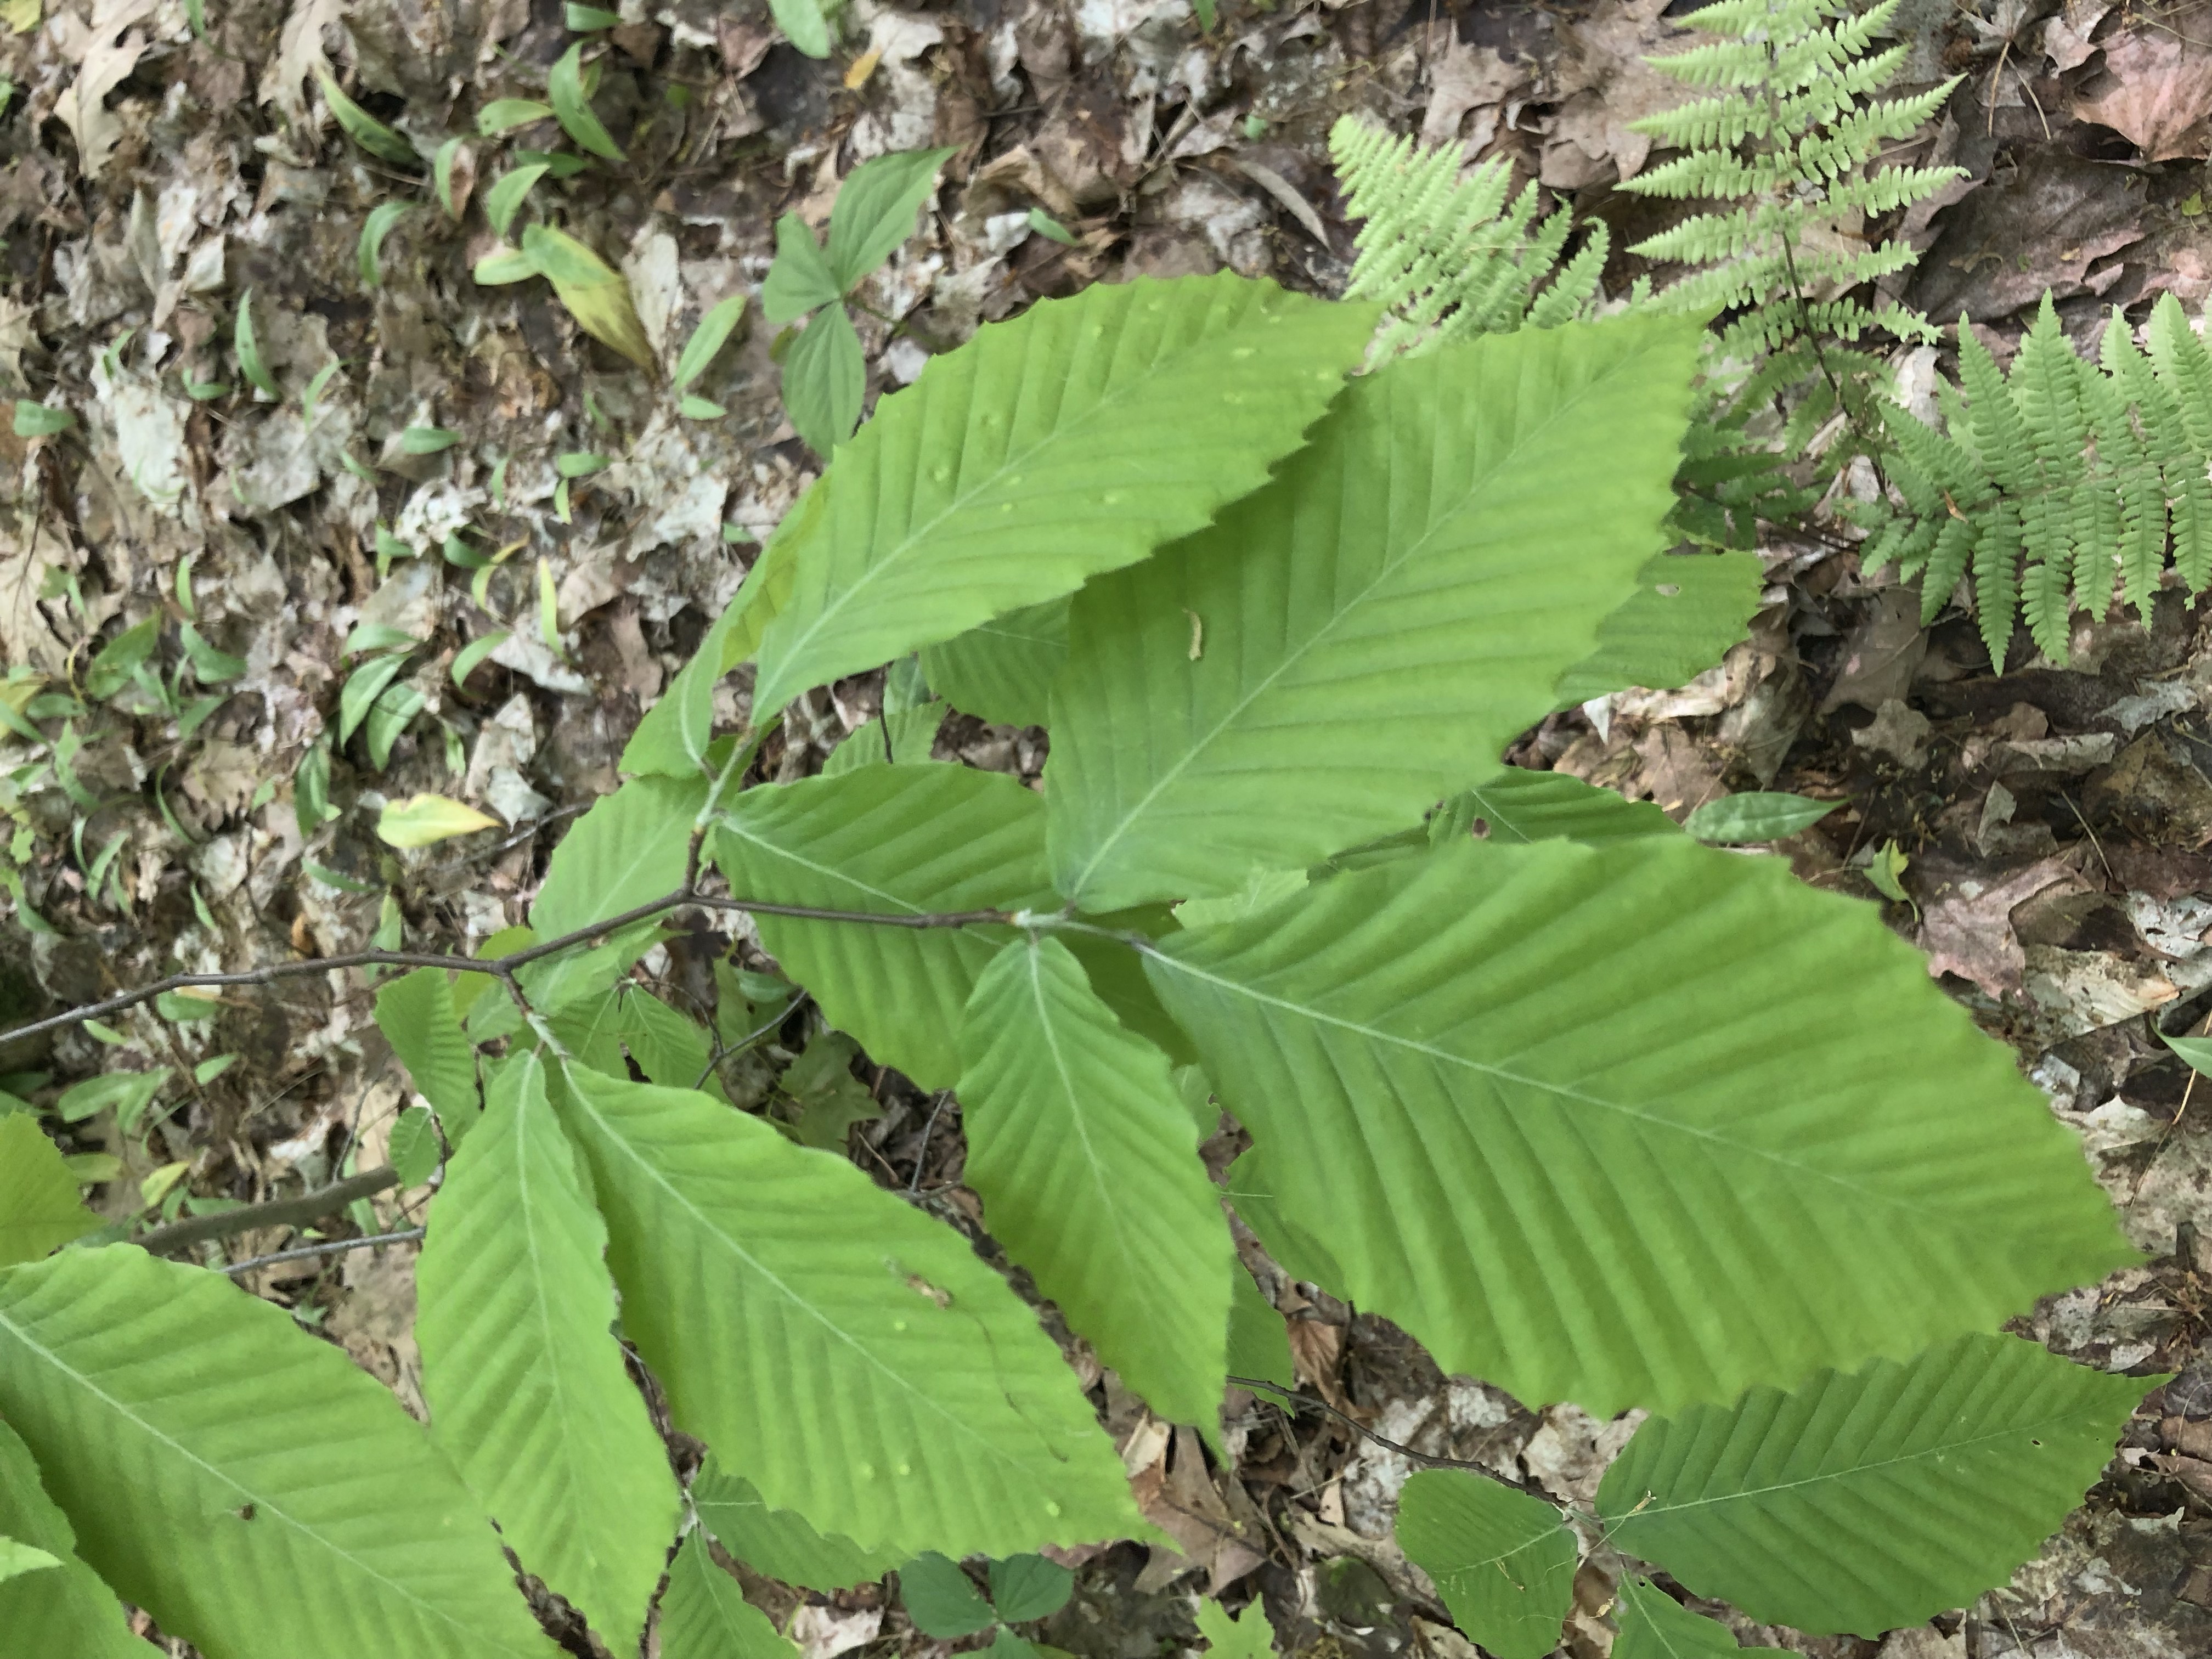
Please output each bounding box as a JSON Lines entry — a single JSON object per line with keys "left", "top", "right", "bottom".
{"left": 1329, "top": 116, "right": 1609, "bottom": 358}
{"left": 1866, "top": 295, "right": 2212, "bottom": 666}
{"left": 1624, "top": 0, "right": 1960, "bottom": 446}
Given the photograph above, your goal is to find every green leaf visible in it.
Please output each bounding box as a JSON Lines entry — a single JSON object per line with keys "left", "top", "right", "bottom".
{"left": 1026, "top": 207, "right": 1079, "bottom": 246}
{"left": 180, "top": 621, "right": 248, "bottom": 683}
{"left": 826, "top": 147, "right": 956, "bottom": 291}
{"left": 386, "top": 1105, "right": 441, "bottom": 1186}
{"left": 2165, "top": 1031, "right": 2212, "bottom": 1076}
{"left": 485, "top": 164, "right": 550, "bottom": 239}
{"left": 374, "top": 967, "right": 483, "bottom": 1136}
{"left": 1195, "top": 1596, "right": 1276, "bottom": 1659}
{"left": 1322, "top": 772, "right": 1677, "bottom": 880}
{"left": 920, "top": 600, "right": 1068, "bottom": 727}
{"left": 12, "top": 402, "right": 72, "bottom": 437}
{"left": 675, "top": 295, "right": 749, "bottom": 390}
{"left": 235, "top": 290, "right": 285, "bottom": 400}
{"left": 0, "top": 1417, "right": 156, "bottom": 1656}
{"left": 900, "top": 1553, "right": 996, "bottom": 1637}
{"left": 548, "top": 1062, "right": 1144, "bottom": 1556}
{"left": 989, "top": 1554, "right": 1073, "bottom": 1623}
{"left": 1046, "top": 315, "right": 1702, "bottom": 911}
{"left": 522, "top": 774, "right": 706, "bottom": 1017}
{"left": 682, "top": 395, "right": 728, "bottom": 420}
{"left": 314, "top": 67, "right": 419, "bottom": 166}
{"left": 616, "top": 990, "right": 716, "bottom": 1091}
{"left": 478, "top": 98, "right": 554, "bottom": 135}
{"left": 0, "top": 1246, "right": 560, "bottom": 1658}
{"left": 565, "top": 2, "right": 620, "bottom": 27}
{"left": 1453, "top": 771, "right": 1677, "bottom": 847}
{"left": 1681, "top": 792, "right": 1839, "bottom": 845}
{"left": 400, "top": 425, "right": 462, "bottom": 455}
{"left": 1554, "top": 549, "right": 1764, "bottom": 707}
{"left": 0, "top": 1534, "right": 60, "bottom": 1581}
{"left": 363, "top": 681, "right": 425, "bottom": 770}
{"left": 83, "top": 615, "right": 160, "bottom": 701}
{"left": 417, "top": 1054, "right": 679, "bottom": 1651}
{"left": 53, "top": 1070, "right": 167, "bottom": 1129}
{"left": 958, "top": 935, "right": 1233, "bottom": 1429}
{"left": 712, "top": 766, "right": 1054, "bottom": 1089}
{"left": 781, "top": 302, "right": 865, "bottom": 458}
{"left": 659, "top": 1531, "right": 795, "bottom": 1659}
{"left": 523, "top": 225, "right": 654, "bottom": 369}
{"left": 762, "top": 213, "right": 843, "bottom": 325}
{"left": 1227, "top": 1265, "right": 1292, "bottom": 1390}
{"left": 377, "top": 793, "right": 502, "bottom": 848}
{"left": 751, "top": 274, "right": 1378, "bottom": 713}
{"left": 691, "top": 1453, "right": 900, "bottom": 1591}
{"left": 358, "top": 201, "right": 410, "bottom": 289}
{"left": 475, "top": 247, "right": 538, "bottom": 285}
{"left": 778, "top": 1031, "right": 882, "bottom": 1148}
{"left": 1393, "top": 1471, "right": 1575, "bottom": 1659}
{"left": 1596, "top": 1333, "right": 2153, "bottom": 1637}
{"left": 548, "top": 42, "right": 624, "bottom": 161}
{"left": 453, "top": 630, "right": 510, "bottom": 687}
{"left": 0, "top": 1116, "right": 98, "bottom": 1267}
{"left": 769, "top": 0, "right": 831, "bottom": 60}
{"left": 821, "top": 701, "right": 946, "bottom": 775}
{"left": 1144, "top": 836, "right": 2135, "bottom": 1416}
{"left": 1612, "top": 1579, "right": 1768, "bottom": 1658}
{"left": 434, "top": 138, "right": 466, "bottom": 218}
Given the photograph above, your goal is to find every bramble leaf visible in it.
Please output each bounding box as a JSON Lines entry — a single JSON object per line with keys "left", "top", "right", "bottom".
{"left": 750, "top": 274, "right": 1377, "bottom": 713}
{"left": 1047, "top": 315, "right": 1701, "bottom": 910}
{"left": 0, "top": 1246, "right": 560, "bottom": 1658}
{"left": 658, "top": 1531, "right": 795, "bottom": 1659}
{"left": 0, "top": 1417, "right": 155, "bottom": 1655}
{"left": 1554, "top": 550, "right": 1764, "bottom": 707}
{"left": 0, "top": 1115, "right": 99, "bottom": 1268}
{"left": 958, "top": 935, "right": 1233, "bottom": 1430}
{"left": 418, "top": 1054, "right": 679, "bottom": 1651}
{"left": 1597, "top": 1333, "right": 2154, "bottom": 1636}
{"left": 547, "top": 1062, "right": 1145, "bottom": 1556}
{"left": 1393, "top": 1471, "right": 1575, "bottom": 1659}
{"left": 691, "top": 1453, "right": 899, "bottom": 1591}
{"left": 1147, "top": 836, "right": 2134, "bottom": 1415}
{"left": 1613, "top": 1579, "right": 1768, "bottom": 1658}
{"left": 374, "top": 967, "right": 482, "bottom": 1137}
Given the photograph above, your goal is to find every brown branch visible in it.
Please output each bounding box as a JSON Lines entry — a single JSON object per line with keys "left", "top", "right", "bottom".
{"left": 134, "top": 1165, "right": 404, "bottom": 1256}
{"left": 223, "top": 1226, "right": 426, "bottom": 1276}
{"left": 0, "top": 888, "right": 1017, "bottom": 1050}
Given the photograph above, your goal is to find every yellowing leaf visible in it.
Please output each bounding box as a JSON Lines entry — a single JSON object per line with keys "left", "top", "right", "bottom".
{"left": 378, "top": 794, "right": 503, "bottom": 849}
{"left": 521, "top": 227, "right": 653, "bottom": 369}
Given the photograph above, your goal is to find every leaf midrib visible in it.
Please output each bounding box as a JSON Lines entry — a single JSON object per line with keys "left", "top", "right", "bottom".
{"left": 1614, "top": 1404, "right": 2111, "bottom": 1522}
{"left": 1142, "top": 946, "right": 1932, "bottom": 1215}
{"left": 0, "top": 1305, "right": 534, "bottom": 1654}
{"left": 1017, "top": 943, "right": 1146, "bottom": 1286}
{"left": 763, "top": 284, "right": 1282, "bottom": 698}
{"left": 1064, "top": 330, "right": 1676, "bottom": 902}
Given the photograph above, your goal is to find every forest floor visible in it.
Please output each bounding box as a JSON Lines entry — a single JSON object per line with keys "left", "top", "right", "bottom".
{"left": 5, "top": 0, "right": 2212, "bottom": 1656}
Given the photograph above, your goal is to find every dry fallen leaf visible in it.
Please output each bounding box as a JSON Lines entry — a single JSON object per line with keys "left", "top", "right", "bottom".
{"left": 2075, "top": 1, "right": 2212, "bottom": 161}
{"left": 1917, "top": 856, "right": 2078, "bottom": 998}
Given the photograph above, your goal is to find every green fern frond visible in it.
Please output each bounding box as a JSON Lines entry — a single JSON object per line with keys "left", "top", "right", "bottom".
{"left": 1878, "top": 298, "right": 2212, "bottom": 659}
{"left": 1329, "top": 116, "right": 1605, "bottom": 359}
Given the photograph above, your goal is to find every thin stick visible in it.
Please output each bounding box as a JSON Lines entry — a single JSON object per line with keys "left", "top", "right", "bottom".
{"left": 0, "top": 889, "right": 1015, "bottom": 1050}
{"left": 133, "top": 1165, "right": 403, "bottom": 1256}
{"left": 224, "top": 1227, "right": 425, "bottom": 1276}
